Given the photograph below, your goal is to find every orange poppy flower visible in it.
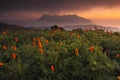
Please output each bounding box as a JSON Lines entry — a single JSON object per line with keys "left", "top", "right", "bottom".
{"left": 46, "top": 40, "right": 49, "bottom": 45}
{"left": 77, "top": 34, "right": 80, "bottom": 38}
{"left": 85, "top": 27, "right": 88, "bottom": 32}
{"left": 117, "top": 76, "right": 120, "bottom": 80}
{"left": 2, "top": 45, "right": 7, "bottom": 50}
{"left": 3, "top": 31, "right": 7, "bottom": 35}
{"left": 32, "top": 42, "right": 36, "bottom": 46}
{"left": 75, "top": 48, "right": 79, "bottom": 56}
{"left": 51, "top": 65, "right": 55, "bottom": 72}
{"left": 12, "top": 46, "right": 17, "bottom": 51}
{"left": 89, "top": 45, "right": 94, "bottom": 52}
{"left": 107, "top": 31, "right": 112, "bottom": 34}
{"left": 0, "top": 62, "right": 4, "bottom": 67}
{"left": 39, "top": 49, "right": 43, "bottom": 54}
{"left": 116, "top": 54, "right": 120, "bottom": 59}
{"left": 11, "top": 53, "right": 17, "bottom": 59}
{"left": 33, "top": 38, "right": 37, "bottom": 42}
{"left": 38, "top": 42, "right": 42, "bottom": 48}
{"left": 70, "top": 32, "right": 72, "bottom": 35}
{"left": 14, "top": 37, "right": 19, "bottom": 42}
{"left": 37, "top": 38, "right": 41, "bottom": 43}
{"left": 60, "top": 41, "right": 63, "bottom": 45}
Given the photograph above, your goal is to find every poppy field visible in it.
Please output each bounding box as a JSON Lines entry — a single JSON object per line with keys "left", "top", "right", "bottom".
{"left": 0, "top": 28, "right": 120, "bottom": 80}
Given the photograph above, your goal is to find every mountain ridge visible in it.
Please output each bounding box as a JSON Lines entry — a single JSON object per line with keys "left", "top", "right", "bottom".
{"left": 36, "top": 14, "right": 92, "bottom": 26}
{"left": 0, "top": 22, "right": 27, "bottom": 31}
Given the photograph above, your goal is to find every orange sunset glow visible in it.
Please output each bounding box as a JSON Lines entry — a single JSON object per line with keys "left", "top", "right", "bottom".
{"left": 0, "top": 0, "right": 120, "bottom": 27}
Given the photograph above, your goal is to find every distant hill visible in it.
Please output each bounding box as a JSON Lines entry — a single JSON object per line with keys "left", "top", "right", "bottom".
{"left": 30, "top": 24, "right": 120, "bottom": 32}
{"left": 63, "top": 24, "right": 120, "bottom": 32}
{"left": 0, "top": 22, "right": 26, "bottom": 31}
{"left": 36, "top": 15, "right": 92, "bottom": 26}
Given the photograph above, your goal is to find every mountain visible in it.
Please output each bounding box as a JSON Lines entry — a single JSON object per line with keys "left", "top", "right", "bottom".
{"left": 36, "top": 15, "right": 92, "bottom": 26}
{"left": 0, "top": 22, "right": 26, "bottom": 31}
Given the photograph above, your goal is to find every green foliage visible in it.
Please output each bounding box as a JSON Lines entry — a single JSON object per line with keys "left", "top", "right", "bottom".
{"left": 0, "top": 29, "right": 120, "bottom": 80}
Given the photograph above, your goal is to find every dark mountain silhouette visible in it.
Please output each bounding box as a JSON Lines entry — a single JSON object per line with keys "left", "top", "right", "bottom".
{"left": 36, "top": 15, "right": 92, "bottom": 26}
{"left": 0, "top": 22, "right": 26, "bottom": 31}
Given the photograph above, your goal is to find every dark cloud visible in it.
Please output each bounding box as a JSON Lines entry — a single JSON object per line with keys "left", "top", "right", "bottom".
{"left": 0, "top": 0, "right": 120, "bottom": 13}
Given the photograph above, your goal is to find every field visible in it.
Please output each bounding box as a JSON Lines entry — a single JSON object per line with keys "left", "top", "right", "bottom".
{"left": 0, "top": 27, "right": 120, "bottom": 80}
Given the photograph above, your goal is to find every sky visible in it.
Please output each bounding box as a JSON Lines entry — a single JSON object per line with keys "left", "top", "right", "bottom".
{"left": 0, "top": 0, "right": 120, "bottom": 27}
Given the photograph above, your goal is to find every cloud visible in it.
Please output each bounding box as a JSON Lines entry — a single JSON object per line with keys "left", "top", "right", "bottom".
{"left": 1, "top": 0, "right": 120, "bottom": 23}
{"left": 0, "top": 0, "right": 120, "bottom": 13}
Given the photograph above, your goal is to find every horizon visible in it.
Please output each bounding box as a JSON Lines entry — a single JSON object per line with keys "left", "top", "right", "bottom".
{"left": 0, "top": 0, "right": 120, "bottom": 27}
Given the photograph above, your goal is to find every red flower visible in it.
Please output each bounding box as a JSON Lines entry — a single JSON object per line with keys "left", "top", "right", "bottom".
{"left": 0, "top": 62, "right": 4, "bottom": 67}
{"left": 2, "top": 45, "right": 7, "bottom": 50}
{"left": 46, "top": 40, "right": 49, "bottom": 45}
{"left": 51, "top": 65, "right": 55, "bottom": 72}
{"left": 3, "top": 31, "right": 7, "bottom": 35}
{"left": 14, "top": 37, "right": 19, "bottom": 42}
{"left": 12, "top": 46, "right": 17, "bottom": 51}
{"left": 116, "top": 54, "right": 120, "bottom": 59}
{"left": 85, "top": 27, "right": 88, "bottom": 32}
{"left": 89, "top": 45, "right": 94, "bottom": 52}
{"left": 11, "top": 53, "right": 17, "bottom": 59}
{"left": 32, "top": 42, "right": 36, "bottom": 46}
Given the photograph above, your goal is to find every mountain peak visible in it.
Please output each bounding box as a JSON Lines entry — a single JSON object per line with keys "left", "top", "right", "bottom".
{"left": 36, "top": 14, "right": 92, "bottom": 26}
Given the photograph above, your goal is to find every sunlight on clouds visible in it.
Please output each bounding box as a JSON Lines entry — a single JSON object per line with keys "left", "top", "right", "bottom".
{"left": 77, "top": 7, "right": 120, "bottom": 19}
